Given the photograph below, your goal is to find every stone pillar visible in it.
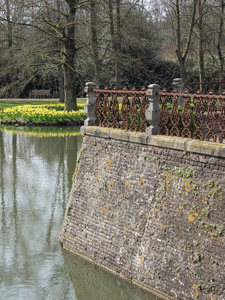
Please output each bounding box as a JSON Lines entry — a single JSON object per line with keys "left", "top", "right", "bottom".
{"left": 83, "top": 82, "right": 96, "bottom": 126}
{"left": 145, "top": 84, "right": 161, "bottom": 135}
{"left": 173, "top": 78, "right": 184, "bottom": 106}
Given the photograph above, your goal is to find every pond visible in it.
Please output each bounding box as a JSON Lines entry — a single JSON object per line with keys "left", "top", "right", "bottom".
{"left": 0, "top": 126, "right": 163, "bottom": 300}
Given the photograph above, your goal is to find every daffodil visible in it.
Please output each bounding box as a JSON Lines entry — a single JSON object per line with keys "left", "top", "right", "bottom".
{"left": 0, "top": 103, "right": 86, "bottom": 124}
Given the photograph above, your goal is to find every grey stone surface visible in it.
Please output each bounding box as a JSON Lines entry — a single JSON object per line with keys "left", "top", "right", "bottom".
{"left": 60, "top": 131, "right": 225, "bottom": 300}
{"left": 172, "top": 78, "right": 184, "bottom": 106}
{"left": 80, "top": 125, "right": 87, "bottom": 135}
{"left": 145, "top": 84, "right": 161, "bottom": 135}
{"left": 84, "top": 82, "right": 96, "bottom": 105}
{"left": 83, "top": 127, "right": 225, "bottom": 158}
{"left": 83, "top": 82, "right": 96, "bottom": 126}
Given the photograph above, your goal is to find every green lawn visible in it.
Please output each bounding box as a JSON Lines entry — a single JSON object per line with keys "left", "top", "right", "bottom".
{"left": 0, "top": 100, "right": 58, "bottom": 110}
{"left": 0, "top": 98, "right": 86, "bottom": 111}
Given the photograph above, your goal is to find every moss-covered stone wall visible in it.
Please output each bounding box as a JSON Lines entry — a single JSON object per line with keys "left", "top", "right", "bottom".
{"left": 59, "top": 127, "right": 225, "bottom": 300}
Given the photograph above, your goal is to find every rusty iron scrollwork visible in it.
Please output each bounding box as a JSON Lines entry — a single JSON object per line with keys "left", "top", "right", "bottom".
{"left": 160, "top": 88, "right": 170, "bottom": 136}
{"left": 139, "top": 87, "right": 147, "bottom": 132}
{"left": 111, "top": 87, "right": 120, "bottom": 128}
{"left": 193, "top": 91, "right": 204, "bottom": 141}
{"left": 202, "top": 94, "right": 208, "bottom": 113}
{"left": 193, "top": 78, "right": 200, "bottom": 93}
{"left": 170, "top": 89, "right": 180, "bottom": 137}
{"left": 219, "top": 78, "right": 225, "bottom": 94}
{"left": 121, "top": 87, "right": 129, "bottom": 130}
{"left": 135, "top": 93, "right": 141, "bottom": 109}
{"left": 205, "top": 92, "right": 217, "bottom": 142}
{"left": 129, "top": 87, "right": 138, "bottom": 131}
{"left": 92, "top": 79, "right": 225, "bottom": 144}
{"left": 102, "top": 87, "right": 110, "bottom": 127}
{"left": 181, "top": 89, "right": 192, "bottom": 138}
{"left": 219, "top": 92, "right": 225, "bottom": 143}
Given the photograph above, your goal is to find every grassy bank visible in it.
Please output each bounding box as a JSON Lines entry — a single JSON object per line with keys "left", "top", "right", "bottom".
{"left": 0, "top": 99, "right": 86, "bottom": 110}
{"left": 0, "top": 99, "right": 86, "bottom": 126}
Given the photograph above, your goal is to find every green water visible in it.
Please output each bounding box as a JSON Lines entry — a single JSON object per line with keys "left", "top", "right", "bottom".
{"left": 0, "top": 126, "right": 163, "bottom": 300}
{"left": 63, "top": 250, "right": 163, "bottom": 300}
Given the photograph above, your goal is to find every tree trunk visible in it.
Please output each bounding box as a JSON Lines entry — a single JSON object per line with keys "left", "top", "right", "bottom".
{"left": 6, "top": 0, "right": 13, "bottom": 48}
{"left": 217, "top": 0, "right": 225, "bottom": 80}
{"left": 176, "top": 51, "right": 187, "bottom": 82}
{"left": 58, "top": 66, "right": 64, "bottom": 103}
{"left": 63, "top": 0, "right": 78, "bottom": 111}
{"left": 90, "top": 0, "right": 100, "bottom": 84}
{"left": 174, "top": 0, "right": 196, "bottom": 82}
{"left": 108, "top": 0, "right": 122, "bottom": 88}
{"left": 198, "top": 0, "right": 205, "bottom": 83}
{"left": 175, "top": 0, "right": 186, "bottom": 81}
{"left": 64, "top": 64, "right": 77, "bottom": 111}
{"left": 116, "top": 0, "right": 122, "bottom": 88}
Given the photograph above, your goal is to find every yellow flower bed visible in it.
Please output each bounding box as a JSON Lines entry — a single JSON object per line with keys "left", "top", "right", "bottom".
{"left": 0, "top": 103, "right": 86, "bottom": 124}
{"left": 1, "top": 126, "right": 84, "bottom": 138}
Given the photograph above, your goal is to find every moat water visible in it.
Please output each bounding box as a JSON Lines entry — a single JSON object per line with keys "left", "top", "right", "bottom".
{"left": 0, "top": 126, "right": 163, "bottom": 300}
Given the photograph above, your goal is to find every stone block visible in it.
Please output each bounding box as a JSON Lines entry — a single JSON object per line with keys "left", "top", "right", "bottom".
{"left": 109, "top": 128, "right": 129, "bottom": 142}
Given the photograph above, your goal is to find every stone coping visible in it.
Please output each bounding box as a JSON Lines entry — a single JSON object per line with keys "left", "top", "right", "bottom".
{"left": 81, "top": 125, "right": 225, "bottom": 158}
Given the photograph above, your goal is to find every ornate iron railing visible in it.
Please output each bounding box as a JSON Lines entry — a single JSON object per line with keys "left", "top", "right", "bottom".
{"left": 159, "top": 87, "right": 225, "bottom": 143}
{"left": 90, "top": 79, "right": 225, "bottom": 143}
{"left": 184, "top": 78, "right": 225, "bottom": 94}
{"left": 94, "top": 86, "right": 149, "bottom": 132}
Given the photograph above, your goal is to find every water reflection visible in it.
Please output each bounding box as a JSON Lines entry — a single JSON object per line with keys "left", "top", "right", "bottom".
{"left": 63, "top": 250, "right": 163, "bottom": 300}
{"left": 1, "top": 126, "right": 164, "bottom": 300}
{"left": 0, "top": 126, "right": 83, "bottom": 299}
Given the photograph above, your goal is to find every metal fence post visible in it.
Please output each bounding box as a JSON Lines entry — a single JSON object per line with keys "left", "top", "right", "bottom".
{"left": 83, "top": 82, "right": 96, "bottom": 126}
{"left": 145, "top": 84, "right": 161, "bottom": 135}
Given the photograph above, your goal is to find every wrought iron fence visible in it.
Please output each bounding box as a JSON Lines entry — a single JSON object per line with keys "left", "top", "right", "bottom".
{"left": 94, "top": 86, "right": 149, "bottom": 132}
{"left": 159, "top": 86, "right": 225, "bottom": 143}
{"left": 184, "top": 78, "right": 225, "bottom": 95}
{"left": 92, "top": 79, "right": 225, "bottom": 143}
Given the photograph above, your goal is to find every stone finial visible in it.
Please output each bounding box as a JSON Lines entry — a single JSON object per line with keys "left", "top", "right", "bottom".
{"left": 145, "top": 84, "right": 161, "bottom": 135}
{"left": 84, "top": 82, "right": 96, "bottom": 105}
{"left": 172, "top": 78, "right": 184, "bottom": 106}
{"left": 83, "top": 82, "right": 96, "bottom": 126}
{"left": 173, "top": 78, "right": 183, "bottom": 87}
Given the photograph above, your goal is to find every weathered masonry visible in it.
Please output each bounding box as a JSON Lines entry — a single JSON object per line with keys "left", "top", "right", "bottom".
{"left": 60, "top": 127, "right": 225, "bottom": 300}
{"left": 60, "top": 81, "right": 225, "bottom": 300}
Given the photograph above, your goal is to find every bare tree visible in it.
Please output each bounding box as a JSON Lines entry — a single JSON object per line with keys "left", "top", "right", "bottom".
{"left": 192, "top": 0, "right": 225, "bottom": 81}
{"left": 197, "top": 0, "right": 205, "bottom": 82}
{"left": 176, "top": 0, "right": 197, "bottom": 81}
{"left": 89, "top": 0, "right": 101, "bottom": 84}
{"left": 108, "top": 0, "right": 122, "bottom": 87}
{"left": 161, "top": 0, "right": 197, "bottom": 81}
{"left": 0, "top": 0, "right": 88, "bottom": 110}
{"left": 217, "top": 0, "right": 225, "bottom": 79}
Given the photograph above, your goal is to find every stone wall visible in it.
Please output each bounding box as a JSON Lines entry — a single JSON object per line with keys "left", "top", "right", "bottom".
{"left": 59, "top": 127, "right": 225, "bottom": 300}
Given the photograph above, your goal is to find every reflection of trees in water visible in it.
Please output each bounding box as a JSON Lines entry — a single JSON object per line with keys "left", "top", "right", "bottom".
{"left": 0, "top": 129, "right": 82, "bottom": 298}
{"left": 16, "top": 133, "right": 83, "bottom": 192}
{"left": 0, "top": 130, "right": 6, "bottom": 266}
{"left": 12, "top": 133, "right": 32, "bottom": 281}
{"left": 46, "top": 136, "right": 72, "bottom": 246}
